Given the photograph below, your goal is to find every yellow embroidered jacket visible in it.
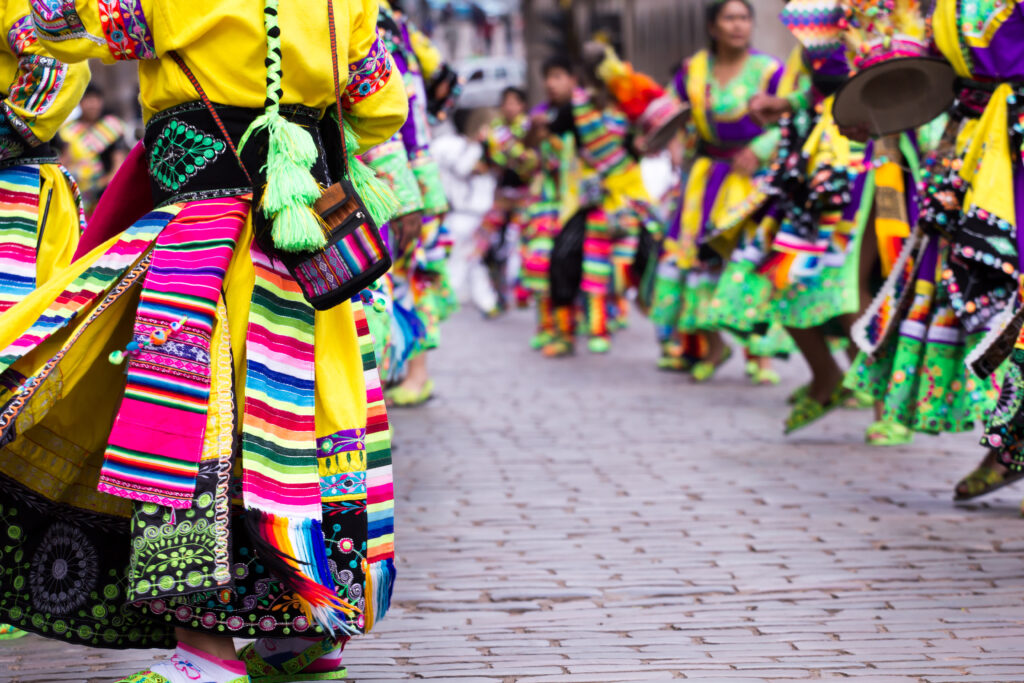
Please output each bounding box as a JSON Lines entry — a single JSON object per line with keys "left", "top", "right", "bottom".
{"left": 29, "top": 0, "right": 406, "bottom": 154}
{"left": 0, "top": 0, "right": 88, "bottom": 151}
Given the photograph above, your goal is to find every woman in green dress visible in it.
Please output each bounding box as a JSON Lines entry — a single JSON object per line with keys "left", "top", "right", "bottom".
{"left": 653, "top": 0, "right": 789, "bottom": 384}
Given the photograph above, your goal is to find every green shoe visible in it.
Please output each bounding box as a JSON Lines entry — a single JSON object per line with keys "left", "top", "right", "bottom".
{"left": 386, "top": 379, "right": 435, "bottom": 407}
{"left": 241, "top": 638, "right": 347, "bottom": 682}
{"left": 692, "top": 346, "right": 733, "bottom": 383}
{"left": 865, "top": 420, "right": 914, "bottom": 447}
{"left": 787, "top": 384, "right": 809, "bottom": 404}
{"left": 588, "top": 337, "right": 611, "bottom": 354}
{"left": 843, "top": 389, "right": 874, "bottom": 410}
{"left": 542, "top": 339, "right": 574, "bottom": 358}
{"left": 0, "top": 624, "right": 26, "bottom": 640}
{"left": 530, "top": 331, "right": 554, "bottom": 351}
{"left": 954, "top": 463, "right": 1024, "bottom": 500}
{"left": 657, "top": 355, "right": 692, "bottom": 373}
{"left": 784, "top": 388, "right": 842, "bottom": 434}
{"left": 753, "top": 368, "right": 780, "bottom": 386}
{"left": 744, "top": 359, "right": 759, "bottom": 377}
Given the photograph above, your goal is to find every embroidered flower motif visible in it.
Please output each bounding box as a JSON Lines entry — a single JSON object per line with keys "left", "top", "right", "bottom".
{"left": 7, "top": 17, "right": 36, "bottom": 53}
{"left": 31, "top": 0, "right": 106, "bottom": 45}
{"left": 344, "top": 37, "right": 393, "bottom": 109}
{"left": 148, "top": 118, "right": 226, "bottom": 193}
{"left": 28, "top": 522, "right": 99, "bottom": 617}
{"left": 97, "top": 0, "right": 156, "bottom": 60}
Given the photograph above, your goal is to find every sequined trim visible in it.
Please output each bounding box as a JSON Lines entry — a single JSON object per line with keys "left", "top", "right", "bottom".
{"left": 147, "top": 119, "right": 226, "bottom": 193}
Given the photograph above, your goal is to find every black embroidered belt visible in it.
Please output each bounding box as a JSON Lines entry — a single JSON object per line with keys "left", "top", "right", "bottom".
{"left": 0, "top": 135, "right": 58, "bottom": 170}
{"left": 951, "top": 76, "right": 1017, "bottom": 118}
{"left": 697, "top": 140, "right": 746, "bottom": 161}
{"left": 144, "top": 100, "right": 336, "bottom": 207}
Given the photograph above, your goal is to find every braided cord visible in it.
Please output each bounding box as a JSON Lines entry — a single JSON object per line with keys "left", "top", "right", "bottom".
{"left": 263, "top": 0, "right": 284, "bottom": 112}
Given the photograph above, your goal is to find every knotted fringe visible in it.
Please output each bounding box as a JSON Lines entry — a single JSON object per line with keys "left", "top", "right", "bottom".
{"left": 245, "top": 511, "right": 361, "bottom": 633}
{"left": 362, "top": 557, "right": 396, "bottom": 632}
{"left": 342, "top": 123, "right": 399, "bottom": 227}
{"left": 240, "top": 0, "right": 326, "bottom": 254}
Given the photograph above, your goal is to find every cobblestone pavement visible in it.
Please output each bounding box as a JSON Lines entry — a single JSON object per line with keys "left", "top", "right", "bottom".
{"left": 5, "top": 308, "right": 1024, "bottom": 682}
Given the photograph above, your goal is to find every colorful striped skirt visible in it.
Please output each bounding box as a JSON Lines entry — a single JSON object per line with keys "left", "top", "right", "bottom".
{"left": 0, "top": 194, "right": 396, "bottom": 649}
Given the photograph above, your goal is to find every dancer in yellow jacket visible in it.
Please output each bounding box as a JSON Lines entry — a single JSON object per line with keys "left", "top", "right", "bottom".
{"left": 0, "top": 0, "right": 88, "bottom": 313}
{"left": 1, "top": 0, "right": 407, "bottom": 681}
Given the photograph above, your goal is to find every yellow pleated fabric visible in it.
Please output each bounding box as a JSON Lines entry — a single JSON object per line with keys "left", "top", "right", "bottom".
{"left": 35, "top": 164, "right": 80, "bottom": 285}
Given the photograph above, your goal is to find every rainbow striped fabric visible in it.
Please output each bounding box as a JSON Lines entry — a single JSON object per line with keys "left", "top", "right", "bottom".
{"left": 0, "top": 167, "right": 42, "bottom": 314}
{"left": 0, "top": 207, "right": 177, "bottom": 372}
{"left": 291, "top": 218, "right": 389, "bottom": 299}
{"left": 354, "top": 299, "right": 396, "bottom": 631}
{"left": 99, "top": 198, "right": 245, "bottom": 508}
{"left": 572, "top": 89, "right": 632, "bottom": 179}
{"left": 581, "top": 207, "right": 612, "bottom": 295}
{"left": 242, "top": 241, "right": 351, "bottom": 633}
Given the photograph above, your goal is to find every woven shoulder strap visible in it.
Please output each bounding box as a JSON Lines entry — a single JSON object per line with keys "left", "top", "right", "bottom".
{"left": 327, "top": 0, "right": 349, "bottom": 177}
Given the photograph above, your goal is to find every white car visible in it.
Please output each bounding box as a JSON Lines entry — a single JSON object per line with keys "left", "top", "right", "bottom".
{"left": 455, "top": 56, "right": 526, "bottom": 110}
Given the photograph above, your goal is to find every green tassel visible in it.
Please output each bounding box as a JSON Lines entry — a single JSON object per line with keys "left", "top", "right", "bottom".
{"left": 263, "top": 117, "right": 323, "bottom": 214}
{"left": 241, "top": 111, "right": 326, "bottom": 253}
{"left": 343, "top": 123, "right": 400, "bottom": 227}
{"left": 241, "top": 0, "right": 327, "bottom": 254}
{"left": 272, "top": 203, "right": 328, "bottom": 253}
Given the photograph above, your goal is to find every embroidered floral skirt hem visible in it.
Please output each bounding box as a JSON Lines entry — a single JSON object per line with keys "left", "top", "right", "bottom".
{"left": 650, "top": 263, "right": 684, "bottom": 345}
{"left": 770, "top": 260, "right": 860, "bottom": 330}
{"left": 0, "top": 197, "right": 396, "bottom": 650}
{"left": 763, "top": 177, "right": 868, "bottom": 332}
{"left": 844, "top": 264, "right": 1000, "bottom": 434}
{"left": 766, "top": 195, "right": 865, "bottom": 332}
{"left": 702, "top": 260, "right": 794, "bottom": 357}
{"left": 678, "top": 270, "right": 719, "bottom": 333}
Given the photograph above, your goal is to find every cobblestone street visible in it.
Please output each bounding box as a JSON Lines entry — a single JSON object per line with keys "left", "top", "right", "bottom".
{"left": 5, "top": 308, "right": 1024, "bottom": 682}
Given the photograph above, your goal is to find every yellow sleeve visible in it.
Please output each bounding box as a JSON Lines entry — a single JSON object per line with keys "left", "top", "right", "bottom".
{"left": 30, "top": 0, "right": 158, "bottom": 64}
{"left": 342, "top": 0, "right": 407, "bottom": 153}
{"left": 408, "top": 24, "right": 441, "bottom": 81}
{"left": 2, "top": 9, "right": 89, "bottom": 144}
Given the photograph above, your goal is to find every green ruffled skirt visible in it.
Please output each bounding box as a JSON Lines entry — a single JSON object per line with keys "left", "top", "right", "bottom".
{"left": 772, "top": 259, "right": 860, "bottom": 330}
{"left": 845, "top": 278, "right": 1000, "bottom": 433}
{"left": 706, "top": 260, "right": 794, "bottom": 357}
